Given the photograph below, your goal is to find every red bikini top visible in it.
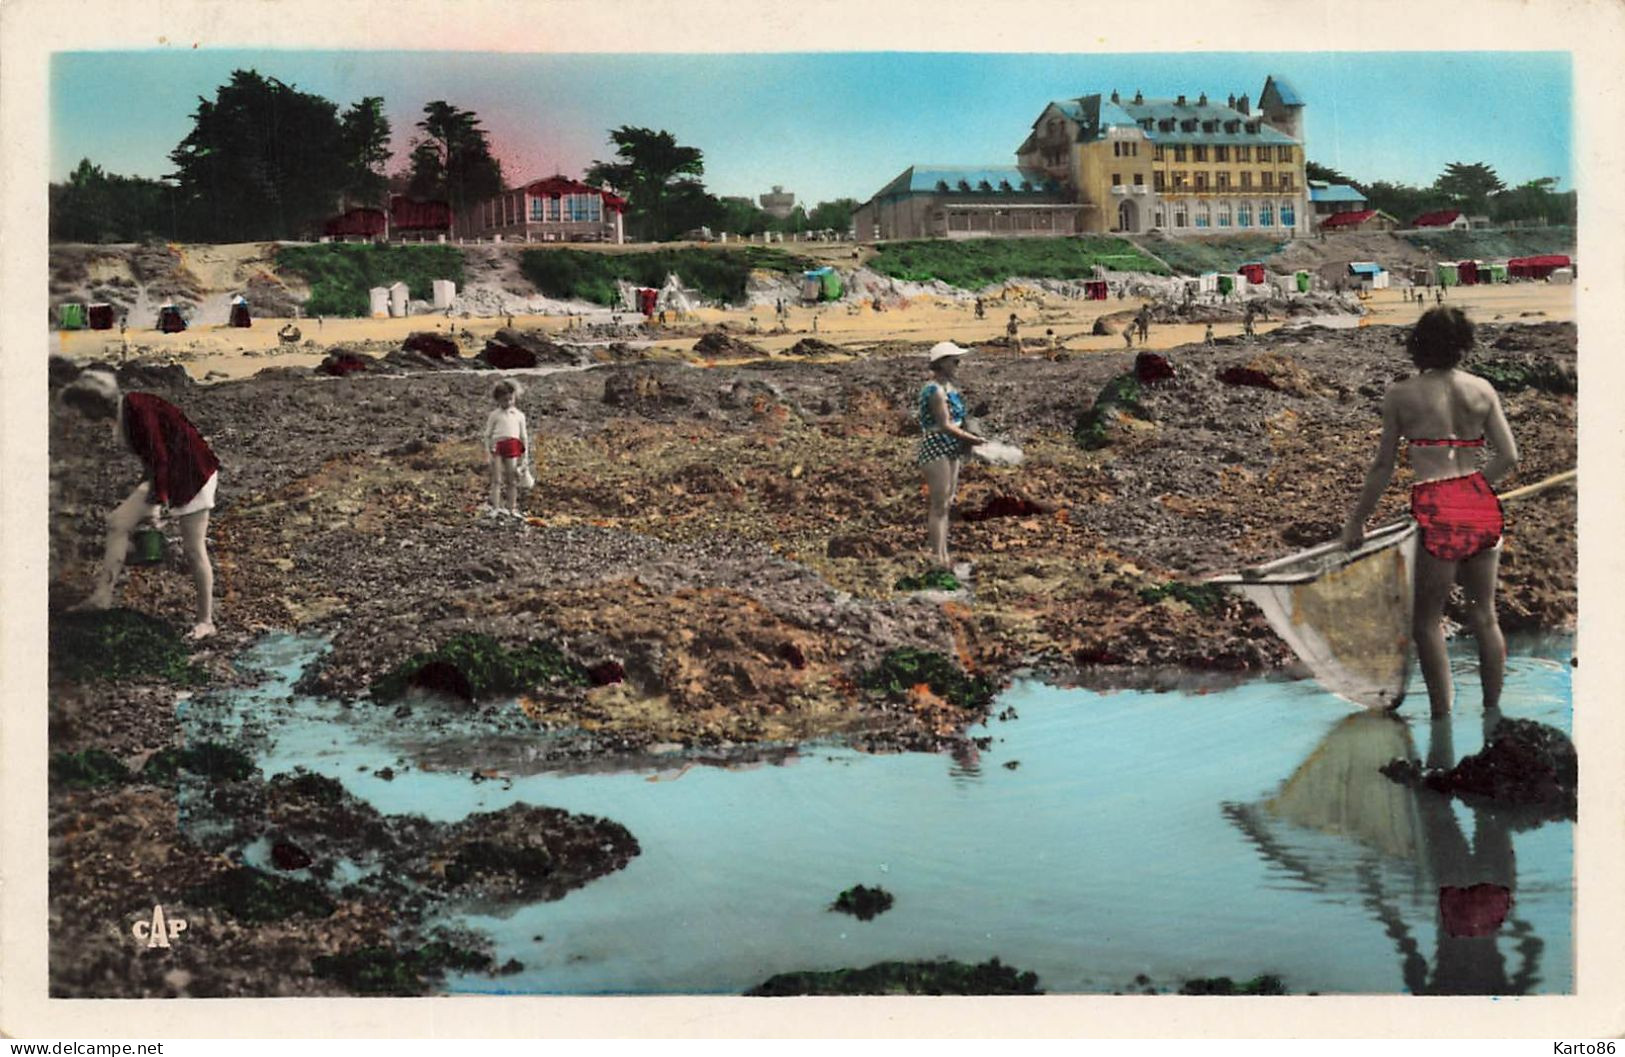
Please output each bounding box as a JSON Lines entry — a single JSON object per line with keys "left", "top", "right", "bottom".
{"left": 1410, "top": 436, "right": 1485, "bottom": 448}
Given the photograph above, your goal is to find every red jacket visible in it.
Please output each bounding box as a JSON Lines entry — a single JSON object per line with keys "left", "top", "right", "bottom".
{"left": 121, "top": 393, "right": 219, "bottom": 507}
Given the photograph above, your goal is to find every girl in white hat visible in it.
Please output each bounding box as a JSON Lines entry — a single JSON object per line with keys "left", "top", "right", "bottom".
{"left": 918, "top": 342, "right": 987, "bottom": 569}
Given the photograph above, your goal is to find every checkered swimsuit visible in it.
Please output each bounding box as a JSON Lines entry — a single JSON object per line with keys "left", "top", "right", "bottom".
{"left": 916, "top": 382, "right": 967, "bottom": 466}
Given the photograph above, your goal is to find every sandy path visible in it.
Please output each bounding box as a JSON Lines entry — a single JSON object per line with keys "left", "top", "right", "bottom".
{"left": 50, "top": 281, "right": 1576, "bottom": 381}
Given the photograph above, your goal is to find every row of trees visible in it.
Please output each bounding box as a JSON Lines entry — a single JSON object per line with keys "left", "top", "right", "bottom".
{"left": 584, "top": 126, "right": 856, "bottom": 241}
{"left": 52, "top": 70, "right": 504, "bottom": 244}
{"left": 51, "top": 70, "right": 855, "bottom": 246}
{"left": 1305, "top": 160, "right": 1576, "bottom": 228}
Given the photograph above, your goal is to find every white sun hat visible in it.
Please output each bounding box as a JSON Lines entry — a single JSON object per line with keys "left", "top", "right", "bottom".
{"left": 928, "top": 341, "right": 971, "bottom": 363}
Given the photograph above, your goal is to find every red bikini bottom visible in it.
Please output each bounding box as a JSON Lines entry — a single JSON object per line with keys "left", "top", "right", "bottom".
{"left": 1410, "top": 472, "right": 1503, "bottom": 561}
{"left": 493, "top": 437, "right": 524, "bottom": 458}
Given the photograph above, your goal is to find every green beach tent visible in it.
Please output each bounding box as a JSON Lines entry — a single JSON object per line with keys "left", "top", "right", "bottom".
{"left": 819, "top": 269, "right": 843, "bottom": 301}
{"left": 1295, "top": 271, "right": 1311, "bottom": 293}
{"left": 58, "top": 303, "right": 86, "bottom": 330}
{"left": 1436, "top": 263, "right": 1459, "bottom": 287}
{"left": 1217, "top": 275, "right": 1235, "bottom": 295}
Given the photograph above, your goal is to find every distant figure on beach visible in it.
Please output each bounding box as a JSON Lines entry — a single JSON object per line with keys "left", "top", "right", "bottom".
{"left": 917, "top": 342, "right": 987, "bottom": 569}
{"left": 481, "top": 379, "right": 534, "bottom": 519}
{"left": 1123, "top": 327, "right": 1134, "bottom": 349}
{"left": 1006, "top": 313, "right": 1022, "bottom": 352}
{"left": 1436, "top": 287, "right": 1445, "bottom": 304}
{"left": 1136, "top": 308, "right": 1150, "bottom": 343}
{"left": 974, "top": 297, "right": 985, "bottom": 320}
{"left": 1204, "top": 323, "right": 1215, "bottom": 346}
{"left": 658, "top": 309, "right": 667, "bottom": 326}
{"left": 60, "top": 370, "right": 220, "bottom": 639}
{"left": 1341, "top": 307, "right": 1518, "bottom": 718}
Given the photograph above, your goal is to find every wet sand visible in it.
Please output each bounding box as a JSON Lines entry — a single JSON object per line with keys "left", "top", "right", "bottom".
{"left": 50, "top": 281, "right": 1576, "bottom": 382}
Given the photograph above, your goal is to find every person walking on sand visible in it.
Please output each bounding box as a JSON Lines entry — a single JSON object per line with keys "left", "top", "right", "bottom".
{"left": 481, "top": 379, "right": 534, "bottom": 519}
{"left": 60, "top": 370, "right": 220, "bottom": 639}
{"left": 1341, "top": 307, "right": 1518, "bottom": 719}
{"left": 918, "top": 342, "right": 988, "bottom": 570}
{"left": 1204, "top": 322, "right": 1215, "bottom": 347}
{"left": 974, "top": 296, "right": 985, "bottom": 320}
{"left": 1006, "top": 312, "right": 1022, "bottom": 353}
{"left": 1123, "top": 326, "right": 1134, "bottom": 350}
{"left": 1136, "top": 308, "right": 1151, "bottom": 344}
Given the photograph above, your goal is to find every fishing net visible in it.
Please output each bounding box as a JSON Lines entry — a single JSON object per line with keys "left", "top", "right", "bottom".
{"left": 1211, "top": 520, "right": 1418, "bottom": 710}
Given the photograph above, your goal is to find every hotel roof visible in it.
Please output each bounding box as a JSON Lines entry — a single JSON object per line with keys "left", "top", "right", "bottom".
{"left": 872, "top": 165, "right": 1064, "bottom": 199}
{"left": 1042, "top": 94, "right": 1299, "bottom": 146}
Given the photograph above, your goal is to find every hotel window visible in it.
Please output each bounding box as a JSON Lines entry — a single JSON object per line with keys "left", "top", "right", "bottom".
{"left": 1263, "top": 172, "right": 1275, "bottom": 189}
{"left": 1173, "top": 145, "right": 1187, "bottom": 162}
{"left": 1195, "top": 173, "right": 1208, "bottom": 191}
{"left": 1260, "top": 202, "right": 1274, "bottom": 226}
{"left": 1153, "top": 145, "right": 1165, "bottom": 161}
{"left": 1174, "top": 201, "right": 1189, "bottom": 227}
{"left": 1154, "top": 206, "right": 1165, "bottom": 227}
{"left": 1154, "top": 172, "right": 1166, "bottom": 191}
{"left": 1112, "top": 173, "right": 1123, "bottom": 186}
{"left": 547, "top": 197, "right": 561, "bottom": 222}
{"left": 1173, "top": 171, "right": 1189, "bottom": 189}
{"left": 1193, "top": 145, "right": 1208, "bottom": 162}
{"left": 1217, "top": 171, "right": 1231, "bottom": 190}
{"left": 1196, "top": 203, "right": 1211, "bottom": 228}
{"left": 1279, "top": 173, "right": 1292, "bottom": 190}
{"left": 1281, "top": 202, "right": 1295, "bottom": 227}
{"left": 1241, "top": 172, "right": 1253, "bottom": 189}
{"left": 1237, "top": 145, "right": 1252, "bottom": 162}
{"left": 1279, "top": 146, "right": 1294, "bottom": 162}
{"left": 1218, "top": 202, "right": 1232, "bottom": 227}
{"left": 1215, "top": 145, "right": 1230, "bottom": 162}
{"left": 1133, "top": 172, "right": 1145, "bottom": 186}
{"left": 1238, "top": 202, "right": 1253, "bottom": 227}
{"left": 530, "top": 197, "right": 545, "bottom": 221}
{"left": 1130, "top": 142, "right": 1139, "bottom": 156}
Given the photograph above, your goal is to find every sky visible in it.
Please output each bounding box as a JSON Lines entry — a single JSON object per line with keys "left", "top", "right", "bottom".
{"left": 51, "top": 50, "right": 1572, "bottom": 207}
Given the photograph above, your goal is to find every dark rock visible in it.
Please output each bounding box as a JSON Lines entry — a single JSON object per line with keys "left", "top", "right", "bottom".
{"left": 317, "top": 350, "right": 375, "bottom": 377}
{"left": 748, "top": 957, "right": 1041, "bottom": 996}
{"left": 270, "top": 839, "right": 314, "bottom": 871}
{"left": 831, "top": 883, "right": 895, "bottom": 921}
{"left": 1134, "top": 351, "right": 1176, "bottom": 384}
{"left": 403, "top": 332, "right": 460, "bottom": 360}
{"left": 1217, "top": 366, "right": 1279, "bottom": 390}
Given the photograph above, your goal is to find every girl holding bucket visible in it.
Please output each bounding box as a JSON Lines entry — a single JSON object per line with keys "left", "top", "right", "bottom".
{"left": 61, "top": 370, "right": 220, "bottom": 640}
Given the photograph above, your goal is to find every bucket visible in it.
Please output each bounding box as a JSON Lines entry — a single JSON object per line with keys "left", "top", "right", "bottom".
{"left": 131, "top": 526, "right": 166, "bottom": 566}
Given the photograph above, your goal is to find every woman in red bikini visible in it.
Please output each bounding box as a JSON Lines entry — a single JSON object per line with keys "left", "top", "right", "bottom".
{"left": 1341, "top": 307, "right": 1518, "bottom": 716}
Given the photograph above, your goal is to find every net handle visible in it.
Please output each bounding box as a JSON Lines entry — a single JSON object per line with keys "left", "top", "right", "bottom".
{"left": 1499, "top": 468, "right": 1577, "bottom": 504}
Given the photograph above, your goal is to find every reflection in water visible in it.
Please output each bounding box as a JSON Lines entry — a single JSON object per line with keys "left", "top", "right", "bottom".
{"left": 1227, "top": 711, "right": 1539, "bottom": 995}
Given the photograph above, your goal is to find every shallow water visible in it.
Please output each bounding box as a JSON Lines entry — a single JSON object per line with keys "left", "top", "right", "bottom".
{"left": 183, "top": 632, "right": 1573, "bottom": 996}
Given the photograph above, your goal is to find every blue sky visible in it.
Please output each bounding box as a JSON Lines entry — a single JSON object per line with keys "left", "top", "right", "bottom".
{"left": 52, "top": 50, "right": 1572, "bottom": 206}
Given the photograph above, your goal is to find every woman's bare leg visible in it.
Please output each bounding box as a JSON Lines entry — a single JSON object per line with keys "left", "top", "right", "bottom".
{"left": 79, "top": 483, "right": 152, "bottom": 609}
{"left": 1457, "top": 545, "right": 1506, "bottom": 716}
{"left": 923, "top": 458, "right": 955, "bottom": 567}
{"left": 179, "top": 508, "right": 214, "bottom": 638}
{"left": 1412, "top": 549, "right": 1459, "bottom": 715}
{"left": 487, "top": 456, "right": 503, "bottom": 509}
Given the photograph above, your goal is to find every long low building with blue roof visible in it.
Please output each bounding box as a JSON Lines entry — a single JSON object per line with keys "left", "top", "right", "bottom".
{"left": 855, "top": 76, "right": 1311, "bottom": 241}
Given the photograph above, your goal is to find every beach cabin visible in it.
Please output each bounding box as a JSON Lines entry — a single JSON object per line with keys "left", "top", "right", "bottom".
{"left": 1347, "top": 262, "right": 1388, "bottom": 290}
{"left": 1239, "top": 262, "right": 1267, "bottom": 285}
{"left": 1456, "top": 260, "right": 1480, "bottom": 286}
{"left": 1198, "top": 273, "right": 1220, "bottom": 295}
{"left": 801, "top": 267, "right": 842, "bottom": 302}
{"left": 1436, "top": 263, "right": 1459, "bottom": 287}
{"left": 1508, "top": 255, "right": 1572, "bottom": 280}
{"left": 1295, "top": 270, "right": 1312, "bottom": 293}
{"left": 1486, "top": 263, "right": 1509, "bottom": 283}
{"left": 1216, "top": 275, "right": 1236, "bottom": 296}
{"left": 87, "top": 303, "right": 115, "bottom": 330}
{"left": 432, "top": 280, "right": 457, "bottom": 311}
{"left": 1084, "top": 280, "right": 1109, "bottom": 301}
{"left": 387, "top": 282, "right": 410, "bottom": 318}
{"left": 368, "top": 287, "right": 390, "bottom": 319}
{"left": 58, "top": 304, "right": 86, "bottom": 330}
{"left": 1550, "top": 267, "right": 1574, "bottom": 285}
{"left": 228, "top": 295, "right": 252, "bottom": 328}
{"left": 157, "top": 304, "right": 187, "bottom": 333}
